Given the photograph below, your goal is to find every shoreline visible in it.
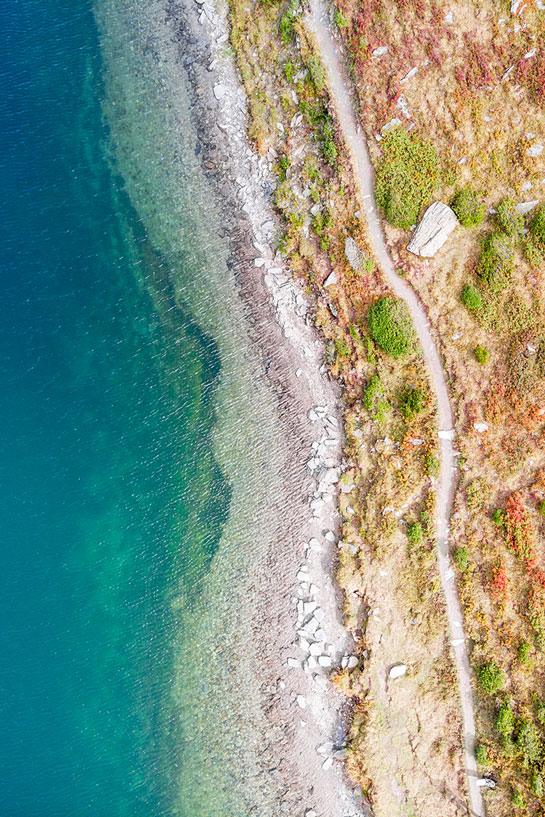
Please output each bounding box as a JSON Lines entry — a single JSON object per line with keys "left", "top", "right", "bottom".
{"left": 169, "top": 0, "right": 367, "bottom": 814}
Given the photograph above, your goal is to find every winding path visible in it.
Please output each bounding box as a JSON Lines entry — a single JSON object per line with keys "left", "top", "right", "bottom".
{"left": 306, "top": 2, "right": 485, "bottom": 815}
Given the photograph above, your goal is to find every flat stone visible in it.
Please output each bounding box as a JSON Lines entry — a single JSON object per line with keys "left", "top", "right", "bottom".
{"left": 213, "top": 84, "right": 227, "bottom": 100}
{"left": 400, "top": 66, "right": 418, "bottom": 84}
{"left": 516, "top": 200, "right": 540, "bottom": 215}
{"left": 296, "top": 695, "right": 306, "bottom": 709}
{"left": 322, "top": 756, "right": 333, "bottom": 770}
{"left": 309, "top": 642, "right": 323, "bottom": 656}
{"left": 406, "top": 202, "right": 458, "bottom": 257}
{"left": 323, "top": 271, "right": 337, "bottom": 287}
{"left": 317, "top": 741, "right": 334, "bottom": 755}
{"left": 438, "top": 429, "right": 455, "bottom": 440}
{"left": 287, "top": 658, "right": 300, "bottom": 669}
{"left": 318, "top": 655, "right": 332, "bottom": 667}
{"left": 344, "top": 236, "right": 365, "bottom": 270}
{"left": 473, "top": 422, "right": 489, "bottom": 433}
{"left": 347, "top": 655, "right": 359, "bottom": 669}
{"left": 527, "top": 144, "right": 543, "bottom": 157}
{"left": 372, "top": 46, "right": 388, "bottom": 58}
{"left": 389, "top": 663, "right": 407, "bottom": 679}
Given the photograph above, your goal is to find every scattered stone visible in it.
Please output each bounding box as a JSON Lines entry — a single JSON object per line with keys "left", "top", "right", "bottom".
{"left": 438, "top": 429, "right": 455, "bottom": 440}
{"left": 381, "top": 116, "right": 402, "bottom": 134}
{"left": 296, "top": 695, "right": 306, "bottom": 709}
{"left": 309, "top": 642, "right": 323, "bottom": 656}
{"left": 317, "top": 741, "right": 334, "bottom": 755}
{"left": 473, "top": 422, "right": 489, "bottom": 433}
{"left": 213, "top": 83, "right": 226, "bottom": 100}
{"left": 315, "top": 628, "right": 326, "bottom": 641}
{"left": 527, "top": 144, "right": 544, "bottom": 157}
{"left": 444, "top": 10, "right": 454, "bottom": 22}
{"left": 318, "top": 655, "right": 332, "bottom": 668}
{"left": 322, "top": 756, "right": 333, "bottom": 770}
{"left": 305, "top": 810, "right": 317, "bottom": 817}
{"left": 300, "top": 720, "right": 307, "bottom": 727}
{"left": 314, "top": 607, "right": 326, "bottom": 622}
{"left": 389, "top": 663, "right": 408, "bottom": 679}
{"left": 525, "top": 48, "right": 537, "bottom": 59}
{"left": 372, "top": 46, "right": 388, "bottom": 58}
{"left": 516, "top": 200, "right": 540, "bottom": 215}
{"left": 307, "top": 655, "right": 318, "bottom": 670}
{"left": 323, "top": 271, "right": 337, "bottom": 287}
{"left": 347, "top": 655, "right": 359, "bottom": 669}
{"left": 341, "top": 655, "right": 349, "bottom": 669}
{"left": 344, "top": 236, "right": 365, "bottom": 271}
{"left": 511, "top": 0, "right": 524, "bottom": 12}
{"left": 287, "top": 658, "right": 300, "bottom": 669}
{"left": 406, "top": 202, "right": 458, "bottom": 257}
{"left": 400, "top": 66, "right": 418, "bottom": 84}
{"left": 299, "top": 637, "right": 310, "bottom": 653}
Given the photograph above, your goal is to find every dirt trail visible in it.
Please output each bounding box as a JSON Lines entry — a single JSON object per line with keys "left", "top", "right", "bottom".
{"left": 306, "top": 2, "right": 485, "bottom": 815}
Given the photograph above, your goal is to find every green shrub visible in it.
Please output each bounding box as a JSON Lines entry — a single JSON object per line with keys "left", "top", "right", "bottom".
{"left": 496, "top": 702, "right": 514, "bottom": 737}
{"left": 400, "top": 386, "right": 426, "bottom": 420}
{"left": 474, "top": 345, "right": 489, "bottom": 364}
{"left": 523, "top": 236, "right": 544, "bottom": 268}
{"left": 531, "top": 203, "right": 545, "bottom": 245}
{"left": 461, "top": 283, "right": 482, "bottom": 313}
{"left": 495, "top": 198, "right": 524, "bottom": 237}
{"left": 363, "top": 375, "right": 391, "bottom": 423}
{"left": 477, "top": 661, "right": 505, "bottom": 695}
{"left": 307, "top": 56, "right": 326, "bottom": 93}
{"left": 475, "top": 743, "right": 488, "bottom": 765}
{"left": 451, "top": 188, "right": 486, "bottom": 226}
{"left": 334, "top": 8, "right": 349, "bottom": 29}
{"left": 375, "top": 127, "right": 440, "bottom": 229}
{"left": 453, "top": 547, "right": 469, "bottom": 572}
{"left": 518, "top": 641, "right": 532, "bottom": 665}
{"left": 532, "top": 773, "right": 544, "bottom": 797}
{"left": 367, "top": 296, "right": 415, "bottom": 358}
{"left": 492, "top": 508, "right": 504, "bottom": 526}
{"left": 335, "top": 336, "right": 350, "bottom": 358}
{"left": 512, "top": 790, "right": 524, "bottom": 808}
{"left": 407, "top": 521, "right": 423, "bottom": 545}
{"left": 476, "top": 232, "right": 514, "bottom": 291}
{"left": 540, "top": 500, "right": 545, "bottom": 518}
{"left": 514, "top": 719, "right": 541, "bottom": 763}
{"left": 426, "top": 454, "right": 440, "bottom": 478}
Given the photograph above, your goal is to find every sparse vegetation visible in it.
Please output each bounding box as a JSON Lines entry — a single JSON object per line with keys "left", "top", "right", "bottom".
{"left": 495, "top": 198, "right": 524, "bottom": 237}
{"left": 474, "top": 345, "right": 489, "bottom": 365}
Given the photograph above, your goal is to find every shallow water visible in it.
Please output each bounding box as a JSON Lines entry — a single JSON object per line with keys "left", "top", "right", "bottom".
{"left": 0, "top": 2, "right": 288, "bottom": 815}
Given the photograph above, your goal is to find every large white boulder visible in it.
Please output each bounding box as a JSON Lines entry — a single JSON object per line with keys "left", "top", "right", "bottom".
{"left": 406, "top": 201, "right": 458, "bottom": 257}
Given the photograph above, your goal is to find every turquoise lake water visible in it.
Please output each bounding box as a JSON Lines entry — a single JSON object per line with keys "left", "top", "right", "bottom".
{"left": 0, "top": 2, "right": 288, "bottom": 815}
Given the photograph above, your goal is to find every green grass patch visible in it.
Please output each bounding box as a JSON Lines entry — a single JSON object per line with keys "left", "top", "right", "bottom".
{"left": 375, "top": 127, "right": 440, "bottom": 229}
{"left": 477, "top": 661, "right": 504, "bottom": 695}
{"left": 474, "top": 345, "right": 489, "bottom": 364}
{"left": 476, "top": 231, "right": 514, "bottom": 292}
{"left": 407, "top": 521, "right": 423, "bottom": 545}
{"left": 399, "top": 386, "right": 426, "bottom": 420}
{"left": 450, "top": 188, "right": 486, "bottom": 226}
{"left": 495, "top": 197, "right": 524, "bottom": 237}
{"left": 367, "top": 296, "right": 415, "bottom": 358}
{"left": 453, "top": 547, "right": 469, "bottom": 572}
{"left": 461, "top": 283, "right": 482, "bottom": 313}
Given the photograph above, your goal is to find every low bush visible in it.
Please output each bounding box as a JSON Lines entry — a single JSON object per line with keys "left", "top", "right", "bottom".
{"left": 426, "top": 454, "right": 439, "bottom": 478}
{"left": 531, "top": 203, "right": 545, "bottom": 245}
{"left": 539, "top": 500, "right": 545, "bottom": 518}
{"left": 477, "top": 661, "right": 505, "bottom": 695}
{"left": 375, "top": 127, "right": 440, "bottom": 229}
{"left": 495, "top": 198, "right": 524, "bottom": 237}
{"left": 523, "top": 236, "right": 544, "bottom": 268}
{"left": 451, "top": 188, "right": 486, "bottom": 226}
{"left": 496, "top": 702, "right": 514, "bottom": 737}
{"left": 518, "top": 641, "right": 532, "bottom": 665}
{"left": 367, "top": 296, "right": 415, "bottom": 358}
{"left": 492, "top": 508, "right": 505, "bottom": 526}
{"left": 400, "top": 386, "right": 426, "bottom": 420}
{"left": 475, "top": 743, "right": 488, "bottom": 765}
{"left": 532, "top": 773, "right": 544, "bottom": 797}
{"left": 512, "top": 790, "right": 524, "bottom": 808}
{"left": 363, "top": 375, "right": 391, "bottom": 423}
{"left": 453, "top": 547, "right": 469, "bottom": 572}
{"left": 407, "top": 521, "right": 423, "bottom": 545}
{"left": 476, "top": 232, "right": 514, "bottom": 291}
{"left": 461, "top": 283, "right": 482, "bottom": 313}
{"left": 474, "top": 345, "right": 489, "bottom": 364}
{"left": 514, "top": 719, "right": 540, "bottom": 763}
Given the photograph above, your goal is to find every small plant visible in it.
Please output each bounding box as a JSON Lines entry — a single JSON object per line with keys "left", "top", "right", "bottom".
{"left": 367, "top": 296, "right": 415, "bottom": 358}
{"left": 335, "top": 336, "right": 351, "bottom": 358}
{"left": 461, "top": 283, "right": 482, "bottom": 313}
{"left": 523, "top": 236, "right": 544, "bottom": 268}
{"left": 426, "top": 454, "right": 440, "bottom": 478}
{"left": 407, "top": 521, "right": 423, "bottom": 545}
{"left": 453, "top": 547, "right": 469, "bottom": 572}
{"left": 495, "top": 197, "right": 525, "bottom": 237}
{"left": 512, "top": 790, "right": 524, "bottom": 809}
{"left": 492, "top": 508, "right": 504, "bottom": 526}
{"left": 277, "top": 154, "right": 290, "bottom": 182}
{"left": 284, "top": 61, "right": 295, "bottom": 83}
{"left": 515, "top": 719, "right": 541, "bottom": 763}
{"left": 361, "top": 254, "right": 375, "bottom": 275}
{"left": 334, "top": 8, "right": 349, "bottom": 29}
{"left": 496, "top": 701, "right": 514, "bottom": 737}
{"left": 540, "top": 500, "right": 545, "bottom": 518}
{"left": 518, "top": 640, "right": 532, "bottom": 665}
{"left": 451, "top": 188, "right": 486, "bottom": 226}
{"left": 375, "top": 127, "right": 440, "bottom": 229}
{"left": 532, "top": 773, "right": 544, "bottom": 797}
{"left": 399, "top": 386, "right": 426, "bottom": 420}
{"left": 307, "top": 55, "right": 326, "bottom": 94}
{"left": 531, "top": 203, "right": 545, "bottom": 245}
{"left": 363, "top": 375, "right": 391, "bottom": 423}
{"left": 474, "top": 345, "right": 489, "bottom": 364}
{"left": 476, "top": 661, "right": 504, "bottom": 695}
{"left": 475, "top": 743, "right": 488, "bottom": 765}
{"left": 476, "top": 232, "right": 514, "bottom": 291}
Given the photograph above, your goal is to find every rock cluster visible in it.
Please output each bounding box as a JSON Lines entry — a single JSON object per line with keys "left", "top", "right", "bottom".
{"left": 406, "top": 201, "right": 458, "bottom": 257}
{"left": 344, "top": 236, "right": 364, "bottom": 271}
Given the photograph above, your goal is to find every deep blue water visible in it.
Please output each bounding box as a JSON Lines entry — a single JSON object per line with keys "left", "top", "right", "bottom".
{"left": 0, "top": 2, "right": 228, "bottom": 814}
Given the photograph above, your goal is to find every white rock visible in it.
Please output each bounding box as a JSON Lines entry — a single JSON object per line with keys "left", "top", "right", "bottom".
{"left": 323, "top": 271, "right": 337, "bottom": 287}
{"left": 325, "top": 530, "right": 337, "bottom": 542}
{"left": 406, "top": 202, "right": 458, "bottom": 257}
{"left": 516, "top": 200, "right": 540, "bottom": 215}
{"left": 213, "top": 84, "right": 226, "bottom": 100}
{"left": 307, "top": 655, "right": 318, "bottom": 670}
{"left": 438, "top": 429, "right": 455, "bottom": 440}
{"left": 296, "top": 695, "right": 306, "bottom": 709}
{"left": 297, "top": 570, "right": 309, "bottom": 582}
{"left": 527, "top": 144, "right": 544, "bottom": 157}
{"left": 318, "top": 655, "right": 332, "bottom": 667}
{"left": 314, "top": 607, "right": 326, "bottom": 622}
{"left": 287, "top": 658, "right": 300, "bottom": 669}
{"left": 400, "top": 66, "right": 418, "bottom": 84}
{"left": 347, "top": 655, "right": 359, "bottom": 669}
{"left": 308, "top": 409, "right": 318, "bottom": 423}
{"left": 322, "top": 756, "right": 333, "bottom": 770}
{"left": 305, "top": 811, "right": 317, "bottom": 817}
{"left": 525, "top": 48, "right": 537, "bottom": 59}
{"left": 382, "top": 116, "right": 402, "bottom": 134}
{"left": 310, "top": 642, "right": 324, "bottom": 656}
{"left": 372, "top": 46, "right": 388, "bottom": 58}
{"left": 444, "top": 10, "right": 454, "bottom": 22}
{"left": 389, "top": 663, "right": 408, "bottom": 679}
{"left": 511, "top": 0, "right": 524, "bottom": 12}
{"left": 317, "top": 741, "right": 334, "bottom": 755}
{"left": 309, "top": 537, "right": 321, "bottom": 550}
{"left": 304, "top": 617, "right": 320, "bottom": 636}
{"left": 315, "top": 628, "right": 326, "bottom": 641}
{"left": 299, "top": 637, "right": 310, "bottom": 653}
{"left": 341, "top": 656, "right": 349, "bottom": 669}
{"left": 344, "top": 236, "right": 365, "bottom": 270}
{"left": 451, "top": 638, "right": 465, "bottom": 647}
{"left": 473, "top": 422, "right": 489, "bottom": 433}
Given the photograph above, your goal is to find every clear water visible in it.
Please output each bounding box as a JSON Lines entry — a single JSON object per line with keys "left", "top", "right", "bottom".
{"left": 0, "top": 2, "right": 287, "bottom": 815}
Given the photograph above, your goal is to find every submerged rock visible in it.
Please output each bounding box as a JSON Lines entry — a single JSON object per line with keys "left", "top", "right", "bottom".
{"left": 406, "top": 202, "right": 458, "bottom": 257}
